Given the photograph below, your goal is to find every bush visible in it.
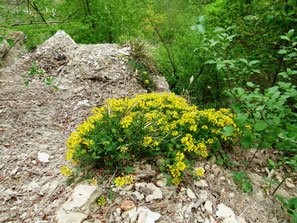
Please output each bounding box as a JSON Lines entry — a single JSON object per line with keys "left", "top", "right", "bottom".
{"left": 63, "top": 93, "right": 240, "bottom": 185}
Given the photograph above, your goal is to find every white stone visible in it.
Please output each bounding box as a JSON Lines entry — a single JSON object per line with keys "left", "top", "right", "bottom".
{"left": 186, "top": 188, "right": 196, "bottom": 199}
{"left": 124, "top": 184, "right": 133, "bottom": 191}
{"left": 285, "top": 178, "right": 295, "bottom": 188}
{"left": 38, "top": 152, "right": 50, "bottom": 162}
{"left": 209, "top": 216, "right": 216, "bottom": 223}
{"left": 61, "top": 184, "right": 100, "bottom": 211}
{"left": 56, "top": 209, "right": 87, "bottom": 223}
{"left": 223, "top": 215, "right": 238, "bottom": 223}
{"left": 199, "top": 190, "right": 208, "bottom": 200}
{"left": 132, "top": 191, "right": 144, "bottom": 201}
{"left": 216, "top": 203, "right": 235, "bottom": 219}
{"left": 122, "top": 207, "right": 138, "bottom": 222}
{"left": 195, "top": 180, "right": 208, "bottom": 188}
{"left": 156, "top": 179, "right": 167, "bottom": 187}
{"left": 137, "top": 207, "right": 161, "bottom": 223}
{"left": 27, "top": 181, "right": 39, "bottom": 191}
{"left": 135, "top": 182, "right": 147, "bottom": 190}
{"left": 204, "top": 201, "right": 213, "bottom": 214}
{"left": 146, "top": 183, "right": 163, "bottom": 202}
{"left": 236, "top": 216, "right": 247, "bottom": 223}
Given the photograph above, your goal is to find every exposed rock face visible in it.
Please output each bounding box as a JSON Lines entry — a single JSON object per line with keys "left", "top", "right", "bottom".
{"left": 0, "top": 31, "right": 27, "bottom": 66}
{"left": 0, "top": 30, "right": 170, "bottom": 222}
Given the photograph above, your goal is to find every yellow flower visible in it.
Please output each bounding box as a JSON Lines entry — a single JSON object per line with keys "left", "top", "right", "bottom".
{"left": 196, "top": 168, "right": 205, "bottom": 177}
{"left": 143, "top": 71, "right": 147, "bottom": 74}
{"left": 176, "top": 161, "right": 186, "bottom": 171}
{"left": 202, "top": 125, "right": 208, "bottom": 130}
{"left": 98, "top": 196, "right": 106, "bottom": 206}
{"left": 114, "top": 177, "right": 126, "bottom": 187}
{"left": 121, "top": 116, "right": 133, "bottom": 128}
{"left": 172, "top": 177, "right": 181, "bottom": 185}
{"left": 172, "top": 131, "right": 178, "bottom": 136}
{"left": 245, "top": 124, "right": 251, "bottom": 130}
{"left": 60, "top": 166, "right": 73, "bottom": 177}
{"left": 89, "top": 177, "right": 97, "bottom": 185}
{"left": 145, "top": 79, "right": 150, "bottom": 84}
{"left": 120, "top": 146, "right": 128, "bottom": 153}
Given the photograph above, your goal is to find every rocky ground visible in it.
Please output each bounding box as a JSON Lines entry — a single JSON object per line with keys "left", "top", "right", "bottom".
{"left": 0, "top": 30, "right": 295, "bottom": 223}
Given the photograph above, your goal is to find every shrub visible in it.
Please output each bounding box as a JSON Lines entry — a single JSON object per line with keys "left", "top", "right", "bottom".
{"left": 63, "top": 93, "right": 240, "bottom": 185}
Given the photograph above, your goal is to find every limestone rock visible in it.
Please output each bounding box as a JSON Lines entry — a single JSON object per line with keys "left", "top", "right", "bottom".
{"left": 146, "top": 183, "right": 163, "bottom": 202}
{"left": 137, "top": 207, "right": 161, "bottom": 223}
{"left": 216, "top": 203, "right": 236, "bottom": 219}
{"left": 195, "top": 180, "right": 208, "bottom": 188}
{"left": 204, "top": 201, "right": 213, "bottom": 214}
{"left": 186, "top": 188, "right": 196, "bottom": 199}
{"left": 38, "top": 152, "right": 50, "bottom": 163}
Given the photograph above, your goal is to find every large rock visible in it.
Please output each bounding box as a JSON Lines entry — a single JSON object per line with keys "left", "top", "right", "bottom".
{"left": 56, "top": 183, "right": 101, "bottom": 223}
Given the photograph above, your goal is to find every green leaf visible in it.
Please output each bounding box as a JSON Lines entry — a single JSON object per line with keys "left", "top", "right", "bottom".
{"left": 268, "top": 159, "right": 275, "bottom": 167}
{"left": 211, "top": 140, "right": 220, "bottom": 152}
{"left": 0, "top": 37, "right": 4, "bottom": 43}
{"left": 53, "top": 85, "right": 58, "bottom": 90}
{"left": 241, "top": 181, "right": 253, "bottom": 193}
{"left": 108, "top": 188, "right": 114, "bottom": 201}
{"left": 6, "top": 39, "right": 14, "bottom": 47}
{"left": 241, "top": 135, "right": 253, "bottom": 149}
{"left": 235, "top": 113, "right": 248, "bottom": 124}
{"left": 21, "top": 75, "right": 27, "bottom": 78}
{"left": 275, "top": 195, "right": 287, "bottom": 206}
{"left": 190, "top": 24, "right": 205, "bottom": 34}
{"left": 280, "top": 35, "right": 290, "bottom": 41}
{"left": 222, "top": 126, "right": 235, "bottom": 137}
{"left": 247, "top": 82, "right": 255, "bottom": 88}
{"left": 25, "top": 81, "right": 29, "bottom": 86}
{"left": 254, "top": 120, "right": 268, "bottom": 131}
{"left": 216, "top": 159, "right": 224, "bottom": 164}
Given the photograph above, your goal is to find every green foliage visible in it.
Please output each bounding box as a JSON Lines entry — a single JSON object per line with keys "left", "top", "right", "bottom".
{"left": 231, "top": 171, "right": 253, "bottom": 193}
{"left": 275, "top": 195, "right": 297, "bottom": 223}
{"left": 21, "top": 62, "right": 58, "bottom": 90}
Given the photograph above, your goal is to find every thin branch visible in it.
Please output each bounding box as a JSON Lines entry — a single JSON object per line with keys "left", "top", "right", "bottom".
{"left": 0, "top": 21, "right": 71, "bottom": 28}
{"left": 64, "top": 8, "right": 81, "bottom": 22}
{"left": 0, "top": 0, "right": 26, "bottom": 16}
{"left": 27, "top": 0, "right": 46, "bottom": 22}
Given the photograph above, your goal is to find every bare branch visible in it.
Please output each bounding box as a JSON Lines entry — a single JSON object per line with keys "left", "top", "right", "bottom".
{"left": 0, "top": 21, "right": 70, "bottom": 28}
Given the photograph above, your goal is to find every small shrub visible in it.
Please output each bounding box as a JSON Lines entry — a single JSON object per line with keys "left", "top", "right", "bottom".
{"left": 63, "top": 93, "right": 241, "bottom": 185}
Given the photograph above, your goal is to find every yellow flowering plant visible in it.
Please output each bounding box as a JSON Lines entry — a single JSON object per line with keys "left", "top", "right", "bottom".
{"left": 63, "top": 93, "right": 241, "bottom": 185}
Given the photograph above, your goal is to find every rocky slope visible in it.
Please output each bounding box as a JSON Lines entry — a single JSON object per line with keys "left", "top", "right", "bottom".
{"left": 0, "top": 30, "right": 295, "bottom": 223}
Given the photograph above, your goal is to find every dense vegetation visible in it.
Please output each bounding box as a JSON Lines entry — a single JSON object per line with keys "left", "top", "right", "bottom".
{"left": 1, "top": 0, "right": 296, "bottom": 220}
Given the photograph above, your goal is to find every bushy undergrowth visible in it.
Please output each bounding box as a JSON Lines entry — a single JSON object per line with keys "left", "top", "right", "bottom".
{"left": 63, "top": 93, "right": 241, "bottom": 185}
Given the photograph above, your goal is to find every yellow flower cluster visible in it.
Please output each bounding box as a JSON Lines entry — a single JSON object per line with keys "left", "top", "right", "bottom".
{"left": 169, "top": 152, "right": 187, "bottom": 185}
{"left": 97, "top": 196, "right": 106, "bottom": 206}
{"left": 89, "top": 177, "right": 98, "bottom": 185}
{"left": 60, "top": 166, "right": 73, "bottom": 177}
{"left": 121, "top": 116, "right": 133, "bottom": 128}
{"left": 63, "top": 93, "right": 242, "bottom": 186}
{"left": 120, "top": 146, "right": 128, "bottom": 153}
{"left": 114, "top": 175, "right": 134, "bottom": 187}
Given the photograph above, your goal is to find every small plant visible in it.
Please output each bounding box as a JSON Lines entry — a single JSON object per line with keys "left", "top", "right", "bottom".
{"left": 231, "top": 171, "right": 253, "bottom": 193}
{"left": 97, "top": 196, "right": 107, "bottom": 206}
{"left": 62, "top": 93, "right": 242, "bottom": 185}
{"left": 21, "top": 62, "right": 58, "bottom": 90}
{"left": 0, "top": 28, "right": 14, "bottom": 47}
{"left": 275, "top": 195, "right": 297, "bottom": 223}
